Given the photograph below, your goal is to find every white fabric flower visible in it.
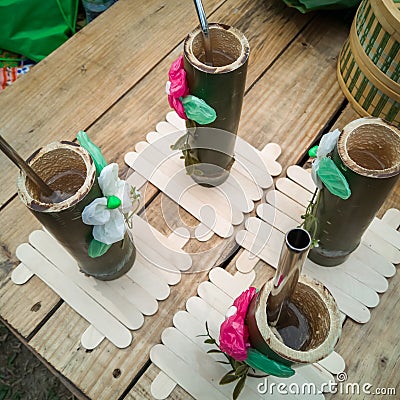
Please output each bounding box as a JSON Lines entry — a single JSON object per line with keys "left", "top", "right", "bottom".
{"left": 82, "top": 163, "right": 132, "bottom": 245}
{"left": 311, "top": 129, "right": 341, "bottom": 189}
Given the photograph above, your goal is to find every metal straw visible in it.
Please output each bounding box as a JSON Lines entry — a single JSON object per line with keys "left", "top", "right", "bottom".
{"left": 0, "top": 135, "right": 53, "bottom": 197}
{"left": 192, "top": 0, "right": 213, "bottom": 65}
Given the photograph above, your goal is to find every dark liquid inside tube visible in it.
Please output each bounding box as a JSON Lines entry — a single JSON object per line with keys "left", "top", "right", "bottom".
{"left": 38, "top": 169, "right": 86, "bottom": 204}
{"left": 272, "top": 301, "right": 311, "bottom": 351}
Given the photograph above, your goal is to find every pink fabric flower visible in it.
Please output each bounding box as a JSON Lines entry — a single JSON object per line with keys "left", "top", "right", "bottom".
{"left": 168, "top": 95, "right": 186, "bottom": 120}
{"left": 219, "top": 287, "right": 257, "bottom": 361}
{"left": 167, "top": 55, "right": 189, "bottom": 120}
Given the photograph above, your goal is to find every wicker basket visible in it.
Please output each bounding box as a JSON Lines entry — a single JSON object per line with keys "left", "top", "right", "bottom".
{"left": 337, "top": 0, "right": 400, "bottom": 126}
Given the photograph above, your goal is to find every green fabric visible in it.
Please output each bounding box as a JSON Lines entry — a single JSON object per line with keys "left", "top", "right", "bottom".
{"left": 107, "top": 195, "right": 121, "bottom": 209}
{"left": 0, "top": 0, "right": 79, "bottom": 62}
{"left": 77, "top": 131, "right": 108, "bottom": 176}
{"left": 317, "top": 157, "right": 351, "bottom": 200}
{"left": 181, "top": 95, "right": 217, "bottom": 125}
{"left": 283, "top": 0, "right": 360, "bottom": 13}
{"left": 245, "top": 348, "right": 295, "bottom": 378}
{"left": 88, "top": 239, "right": 112, "bottom": 258}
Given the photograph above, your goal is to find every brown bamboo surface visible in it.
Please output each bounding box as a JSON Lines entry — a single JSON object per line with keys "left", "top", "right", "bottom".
{"left": 0, "top": 0, "right": 399, "bottom": 399}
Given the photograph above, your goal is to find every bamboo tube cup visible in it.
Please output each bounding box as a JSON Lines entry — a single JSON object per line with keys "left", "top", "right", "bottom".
{"left": 17, "top": 142, "right": 136, "bottom": 281}
{"left": 309, "top": 118, "right": 400, "bottom": 266}
{"left": 246, "top": 275, "right": 342, "bottom": 366}
{"left": 184, "top": 23, "right": 250, "bottom": 186}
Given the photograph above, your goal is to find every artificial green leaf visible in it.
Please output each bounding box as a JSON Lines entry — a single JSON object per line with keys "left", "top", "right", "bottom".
{"left": 77, "top": 131, "right": 107, "bottom": 175}
{"left": 181, "top": 95, "right": 217, "bottom": 125}
{"left": 233, "top": 376, "right": 247, "bottom": 400}
{"left": 88, "top": 239, "right": 112, "bottom": 258}
{"left": 245, "top": 348, "right": 295, "bottom": 378}
{"left": 207, "top": 349, "right": 223, "bottom": 354}
{"left": 317, "top": 157, "right": 351, "bottom": 200}
{"left": 234, "top": 364, "right": 249, "bottom": 376}
{"left": 219, "top": 373, "right": 238, "bottom": 385}
{"left": 170, "top": 133, "right": 188, "bottom": 151}
{"left": 204, "top": 338, "right": 216, "bottom": 344}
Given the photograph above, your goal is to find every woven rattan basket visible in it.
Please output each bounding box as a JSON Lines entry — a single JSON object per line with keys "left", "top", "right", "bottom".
{"left": 337, "top": 0, "right": 400, "bottom": 125}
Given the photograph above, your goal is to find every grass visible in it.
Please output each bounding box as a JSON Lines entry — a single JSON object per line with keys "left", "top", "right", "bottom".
{"left": 0, "top": 321, "right": 77, "bottom": 400}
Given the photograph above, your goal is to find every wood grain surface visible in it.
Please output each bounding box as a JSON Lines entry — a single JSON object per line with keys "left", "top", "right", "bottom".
{"left": 0, "top": 0, "right": 399, "bottom": 399}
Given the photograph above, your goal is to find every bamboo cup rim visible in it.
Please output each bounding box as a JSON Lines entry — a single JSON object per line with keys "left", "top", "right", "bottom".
{"left": 17, "top": 141, "right": 96, "bottom": 212}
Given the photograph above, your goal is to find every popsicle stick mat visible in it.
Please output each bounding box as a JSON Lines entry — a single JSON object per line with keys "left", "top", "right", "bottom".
{"left": 124, "top": 111, "right": 282, "bottom": 240}
{"left": 12, "top": 215, "right": 192, "bottom": 349}
{"left": 150, "top": 267, "right": 346, "bottom": 400}
{"left": 235, "top": 165, "right": 400, "bottom": 324}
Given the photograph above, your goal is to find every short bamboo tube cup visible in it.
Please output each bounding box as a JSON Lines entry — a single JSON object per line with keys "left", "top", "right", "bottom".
{"left": 17, "top": 141, "right": 136, "bottom": 280}
{"left": 184, "top": 23, "right": 250, "bottom": 187}
{"left": 246, "top": 275, "right": 342, "bottom": 366}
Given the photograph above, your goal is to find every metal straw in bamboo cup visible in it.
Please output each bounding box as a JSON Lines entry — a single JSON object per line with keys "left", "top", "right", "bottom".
{"left": 17, "top": 141, "right": 136, "bottom": 281}
{"left": 184, "top": 23, "right": 250, "bottom": 186}
{"left": 246, "top": 228, "right": 342, "bottom": 366}
{"left": 309, "top": 118, "right": 400, "bottom": 266}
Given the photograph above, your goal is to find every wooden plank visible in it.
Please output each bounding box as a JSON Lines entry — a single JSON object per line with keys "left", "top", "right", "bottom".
{"left": 0, "top": 0, "right": 225, "bottom": 207}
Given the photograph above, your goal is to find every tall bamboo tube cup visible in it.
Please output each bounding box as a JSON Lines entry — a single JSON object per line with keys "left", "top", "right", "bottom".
{"left": 17, "top": 142, "right": 136, "bottom": 281}
{"left": 309, "top": 118, "right": 400, "bottom": 266}
{"left": 184, "top": 23, "right": 250, "bottom": 187}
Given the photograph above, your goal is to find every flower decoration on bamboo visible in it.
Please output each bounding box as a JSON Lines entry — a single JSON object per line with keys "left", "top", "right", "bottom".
{"left": 301, "top": 129, "right": 351, "bottom": 247}
{"left": 77, "top": 131, "right": 140, "bottom": 258}
{"left": 167, "top": 55, "right": 216, "bottom": 174}
{"left": 201, "top": 288, "right": 295, "bottom": 400}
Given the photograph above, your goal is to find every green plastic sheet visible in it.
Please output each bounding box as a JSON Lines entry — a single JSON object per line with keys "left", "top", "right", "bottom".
{"left": 283, "top": 0, "right": 360, "bottom": 13}
{"left": 0, "top": 0, "right": 79, "bottom": 62}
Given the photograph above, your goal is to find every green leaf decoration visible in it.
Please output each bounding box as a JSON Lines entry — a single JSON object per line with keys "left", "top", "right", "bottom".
{"left": 219, "top": 372, "right": 238, "bottom": 385}
{"left": 245, "top": 348, "right": 295, "bottom": 378}
{"left": 181, "top": 95, "right": 217, "bottom": 125}
{"left": 207, "top": 349, "right": 223, "bottom": 354}
{"left": 88, "top": 239, "right": 112, "bottom": 258}
{"left": 233, "top": 376, "right": 246, "bottom": 400}
{"left": 234, "top": 364, "right": 249, "bottom": 376}
{"left": 170, "top": 133, "right": 188, "bottom": 151}
{"left": 77, "top": 130, "right": 107, "bottom": 176}
{"left": 204, "top": 338, "right": 216, "bottom": 345}
{"left": 317, "top": 157, "right": 351, "bottom": 200}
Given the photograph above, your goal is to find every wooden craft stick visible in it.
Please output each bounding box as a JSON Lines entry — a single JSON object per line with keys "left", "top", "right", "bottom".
{"left": 156, "top": 121, "right": 181, "bottom": 135}
{"left": 197, "top": 281, "right": 234, "bottom": 316}
{"left": 166, "top": 111, "right": 186, "bottom": 131}
{"left": 161, "top": 327, "right": 262, "bottom": 400}
{"left": 286, "top": 165, "right": 316, "bottom": 193}
{"left": 369, "top": 217, "right": 400, "bottom": 249}
{"left": 339, "top": 257, "right": 388, "bottom": 293}
{"left": 294, "top": 364, "right": 335, "bottom": 393}
{"left": 304, "top": 260, "right": 379, "bottom": 308}
{"left": 185, "top": 297, "right": 224, "bottom": 337}
{"left": 260, "top": 142, "right": 282, "bottom": 176}
{"left": 194, "top": 223, "right": 214, "bottom": 242}
{"left": 16, "top": 243, "right": 132, "bottom": 348}
{"left": 266, "top": 190, "right": 304, "bottom": 223}
{"left": 362, "top": 229, "right": 400, "bottom": 264}
{"left": 81, "top": 325, "right": 105, "bottom": 350}
{"left": 381, "top": 208, "right": 400, "bottom": 230}
{"left": 29, "top": 230, "right": 145, "bottom": 330}
{"left": 125, "top": 170, "right": 147, "bottom": 192}
{"left": 353, "top": 244, "right": 396, "bottom": 278}
{"left": 234, "top": 138, "right": 274, "bottom": 189}
{"left": 256, "top": 203, "right": 299, "bottom": 234}
{"left": 127, "top": 257, "right": 171, "bottom": 301}
{"left": 235, "top": 250, "right": 259, "bottom": 273}
{"left": 150, "top": 345, "right": 229, "bottom": 400}
{"left": 230, "top": 163, "right": 264, "bottom": 201}
{"left": 317, "top": 352, "right": 346, "bottom": 375}
{"left": 208, "top": 267, "right": 256, "bottom": 299}
{"left": 168, "top": 227, "right": 190, "bottom": 250}
{"left": 135, "top": 252, "right": 181, "bottom": 286}
{"left": 276, "top": 177, "right": 313, "bottom": 208}
{"left": 151, "top": 371, "right": 177, "bottom": 400}
{"left": 11, "top": 263, "right": 33, "bottom": 284}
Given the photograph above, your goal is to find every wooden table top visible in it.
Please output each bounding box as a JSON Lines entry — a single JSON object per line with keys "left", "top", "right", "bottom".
{"left": 0, "top": 0, "right": 399, "bottom": 399}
